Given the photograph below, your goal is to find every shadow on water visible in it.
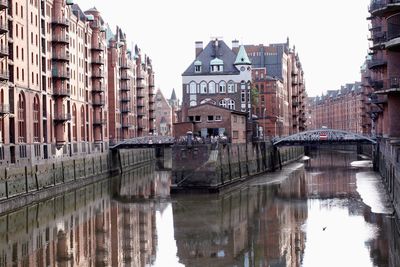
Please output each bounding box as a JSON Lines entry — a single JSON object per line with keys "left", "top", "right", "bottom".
{"left": 0, "top": 149, "right": 399, "bottom": 267}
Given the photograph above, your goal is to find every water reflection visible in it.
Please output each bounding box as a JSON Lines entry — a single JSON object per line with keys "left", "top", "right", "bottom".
{"left": 0, "top": 150, "right": 399, "bottom": 267}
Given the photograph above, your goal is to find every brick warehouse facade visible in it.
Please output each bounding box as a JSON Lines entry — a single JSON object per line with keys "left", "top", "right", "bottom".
{"left": 307, "top": 82, "right": 371, "bottom": 134}
{"left": 0, "top": 0, "right": 155, "bottom": 166}
{"left": 367, "top": 0, "right": 400, "bottom": 138}
{"left": 245, "top": 40, "right": 307, "bottom": 138}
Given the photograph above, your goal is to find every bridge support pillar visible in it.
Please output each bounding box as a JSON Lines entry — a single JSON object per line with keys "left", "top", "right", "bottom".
{"left": 356, "top": 144, "right": 362, "bottom": 155}
{"left": 373, "top": 143, "right": 380, "bottom": 172}
{"left": 272, "top": 146, "right": 282, "bottom": 171}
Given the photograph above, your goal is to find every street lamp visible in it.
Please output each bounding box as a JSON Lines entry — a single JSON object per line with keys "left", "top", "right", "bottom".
{"left": 262, "top": 108, "right": 266, "bottom": 142}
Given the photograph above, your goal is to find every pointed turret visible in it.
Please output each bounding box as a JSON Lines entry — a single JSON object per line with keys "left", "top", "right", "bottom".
{"left": 170, "top": 88, "right": 177, "bottom": 100}
{"left": 234, "top": 45, "right": 251, "bottom": 65}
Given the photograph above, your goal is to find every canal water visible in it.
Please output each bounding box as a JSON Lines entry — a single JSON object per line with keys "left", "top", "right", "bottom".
{"left": 0, "top": 149, "right": 398, "bottom": 267}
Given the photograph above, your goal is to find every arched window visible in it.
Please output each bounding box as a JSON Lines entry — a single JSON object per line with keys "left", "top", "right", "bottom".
{"left": 227, "top": 81, "right": 235, "bottom": 93}
{"left": 72, "top": 104, "right": 77, "bottom": 141}
{"left": 227, "top": 99, "right": 235, "bottom": 110}
{"left": 189, "top": 82, "right": 196, "bottom": 94}
{"left": 189, "top": 100, "right": 197, "bottom": 107}
{"left": 219, "top": 99, "right": 226, "bottom": 108}
{"left": 33, "top": 95, "right": 40, "bottom": 142}
{"left": 200, "top": 98, "right": 216, "bottom": 105}
{"left": 200, "top": 81, "right": 207, "bottom": 94}
{"left": 209, "top": 81, "right": 215, "bottom": 94}
{"left": 81, "top": 106, "right": 85, "bottom": 141}
{"left": 18, "top": 93, "right": 26, "bottom": 143}
{"left": 219, "top": 81, "right": 226, "bottom": 93}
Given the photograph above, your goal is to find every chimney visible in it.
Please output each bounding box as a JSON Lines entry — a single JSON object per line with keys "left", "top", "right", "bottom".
{"left": 195, "top": 41, "right": 203, "bottom": 57}
{"left": 232, "top": 40, "right": 239, "bottom": 53}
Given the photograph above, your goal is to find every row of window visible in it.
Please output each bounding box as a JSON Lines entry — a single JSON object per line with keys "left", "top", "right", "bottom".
{"left": 188, "top": 115, "right": 223, "bottom": 122}
{"left": 187, "top": 81, "right": 250, "bottom": 95}
{"left": 190, "top": 98, "right": 236, "bottom": 110}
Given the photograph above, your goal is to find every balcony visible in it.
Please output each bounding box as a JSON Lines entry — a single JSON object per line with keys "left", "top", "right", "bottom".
{"left": 120, "top": 95, "right": 131, "bottom": 102}
{"left": 121, "top": 106, "right": 131, "bottom": 113}
{"left": 0, "top": 104, "right": 9, "bottom": 115}
{"left": 0, "top": 0, "right": 8, "bottom": 10}
{"left": 51, "top": 17, "right": 69, "bottom": 27}
{"left": 91, "top": 58, "right": 104, "bottom": 65}
{"left": 137, "top": 92, "right": 145, "bottom": 98}
{"left": 292, "top": 101, "right": 299, "bottom": 107}
{"left": 91, "top": 43, "right": 104, "bottom": 51}
{"left": 387, "top": 13, "right": 400, "bottom": 50}
{"left": 369, "top": 0, "right": 400, "bottom": 17}
{"left": 120, "top": 63, "right": 129, "bottom": 69}
{"left": 91, "top": 70, "right": 104, "bottom": 78}
{"left": 52, "top": 52, "right": 70, "bottom": 61}
{"left": 369, "top": 78, "right": 384, "bottom": 89}
{"left": 0, "top": 70, "right": 8, "bottom": 81}
{"left": 119, "top": 84, "right": 131, "bottom": 91}
{"left": 93, "top": 118, "right": 107, "bottom": 125}
{"left": 54, "top": 113, "right": 71, "bottom": 122}
{"left": 137, "top": 81, "right": 145, "bottom": 88}
{"left": 367, "top": 59, "right": 387, "bottom": 69}
{"left": 137, "top": 112, "right": 145, "bottom": 117}
{"left": 137, "top": 101, "right": 145, "bottom": 107}
{"left": 121, "top": 122, "right": 133, "bottom": 128}
{"left": 52, "top": 34, "right": 69, "bottom": 44}
{"left": 0, "top": 46, "right": 8, "bottom": 57}
{"left": 92, "top": 98, "right": 105, "bottom": 106}
{"left": 120, "top": 73, "right": 130, "bottom": 80}
{"left": 0, "top": 22, "right": 8, "bottom": 34}
{"left": 53, "top": 87, "right": 71, "bottom": 97}
{"left": 52, "top": 69, "right": 70, "bottom": 79}
{"left": 369, "top": 32, "right": 387, "bottom": 50}
{"left": 92, "top": 86, "right": 106, "bottom": 93}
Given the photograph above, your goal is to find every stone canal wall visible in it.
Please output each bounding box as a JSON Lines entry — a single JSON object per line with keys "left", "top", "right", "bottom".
{"left": 171, "top": 142, "right": 303, "bottom": 192}
{"left": 377, "top": 139, "right": 400, "bottom": 218}
{"left": 0, "top": 148, "right": 155, "bottom": 209}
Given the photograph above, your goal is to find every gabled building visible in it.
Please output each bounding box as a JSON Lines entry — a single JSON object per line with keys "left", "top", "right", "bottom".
{"left": 179, "top": 39, "right": 252, "bottom": 139}
{"left": 154, "top": 89, "right": 173, "bottom": 136}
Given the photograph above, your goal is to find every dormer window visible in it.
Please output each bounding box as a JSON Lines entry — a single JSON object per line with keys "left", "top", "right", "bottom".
{"left": 210, "top": 58, "right": 224, "bottom": 73}
{"left": 194, "top": 60, "right": 202, "bottom": 73}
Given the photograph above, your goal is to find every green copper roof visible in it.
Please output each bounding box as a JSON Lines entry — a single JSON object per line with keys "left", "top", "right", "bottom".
{"left": 66, "top": 0, "right": 74, "bottom": 5}
{"left": 234, "top": 45, "right": 251, "bottom": 65}
{"left": 194, "top": 60, "right": 202, "bottom": 66}
{"left": 210, "top": 57, "right": 223, "bottom": 65}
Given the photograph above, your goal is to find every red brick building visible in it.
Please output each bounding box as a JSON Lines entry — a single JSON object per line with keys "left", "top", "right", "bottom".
{"left": 366, "top": 1, "right": 400, "bottom": 138}
{"left": 174, "top": 103, "right": 247, "bottom": 143}
{"left": 154, "top": 88, "right": 173, "bottom": 136}
{"left": 308, "top": 82, "right": 371, "bottom": 134}
{"left": 246, "top": 41, "right": 307, "bottom": 138}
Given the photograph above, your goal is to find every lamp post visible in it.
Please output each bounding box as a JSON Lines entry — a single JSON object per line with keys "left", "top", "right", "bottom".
{"left": 263, "top": 107, "right": 266, "bottom": 142}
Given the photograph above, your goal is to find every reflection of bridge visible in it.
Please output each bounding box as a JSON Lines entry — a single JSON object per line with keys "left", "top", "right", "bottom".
{"left": 272, "top": 129, "right": 377, "bottom": 147}
{"left": 110, "top": 136, "right": 175, "bottom": 149}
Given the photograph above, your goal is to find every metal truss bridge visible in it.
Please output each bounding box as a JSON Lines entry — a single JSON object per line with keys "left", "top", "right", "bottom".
{"left": 272, "top": 129, "right": 377, "bottom": 147}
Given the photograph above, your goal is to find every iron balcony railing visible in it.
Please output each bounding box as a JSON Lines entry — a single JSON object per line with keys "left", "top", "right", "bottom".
{"left": 92, "top": 86, "right": 106, "bottom": 92}
{"left": 0, "top": 70, "right": 9, "bottom": 80}
{"left": 52, "top": 52, "right": 70, "bottom": 61}
{"left": 367, "top": 59, "right": 387, "bottom": 69}
{"left": 93, "top": 118, "right": 107, "bottom": 125}
{"left": 0, "top": 104, "right": 9, "bottom": 114}
{"left": 51, "top": 17, "right": 69, "bottom": 27}
{"left": 54, "top": 113, "right": 71, "bottom": 122}
{"left": 53, "top": 87, "right": 71, "bottom": 97}
{"left": 0, "top": 0, "right": 8, "bottom": 9}
{"left": 387, "top": 13, "right": 400, "bottom": 40}
{"left": 120, "top": 106, "right": 131, "bottom": 113}
{"left": 0, "top": 46, "right": 8, "bottom": 57}
{"left": 52, "top": 34, "right": 69, "bottom": 43}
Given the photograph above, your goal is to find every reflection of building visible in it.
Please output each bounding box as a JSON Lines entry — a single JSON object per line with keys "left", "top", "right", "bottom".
{"left": 172, "top": 179, "right": 308, "bottom": 267}
{"left": 0, "top": 164, "right": 168, "bottom": 267}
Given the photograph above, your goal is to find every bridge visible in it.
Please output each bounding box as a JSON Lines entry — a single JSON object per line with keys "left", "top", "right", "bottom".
{"left": 110, "top": 136, "right": 175, "bottom": 149}
{"left": 272, "top": 129, "right": 377, "bottom": 147}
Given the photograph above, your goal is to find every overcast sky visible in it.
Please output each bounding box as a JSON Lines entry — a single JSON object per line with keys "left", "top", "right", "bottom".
{"left": 80, "top": 0, "right": 370, "bottom": 100}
